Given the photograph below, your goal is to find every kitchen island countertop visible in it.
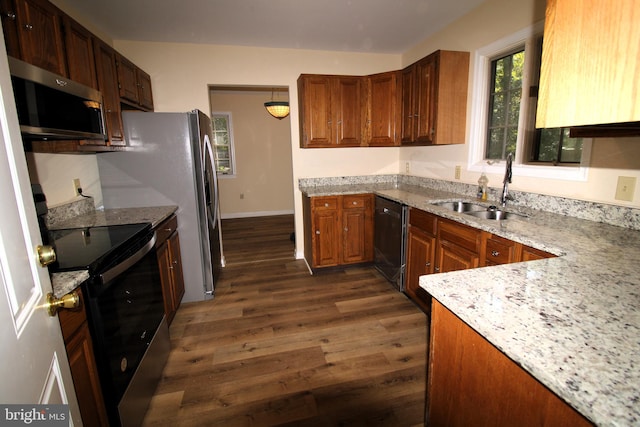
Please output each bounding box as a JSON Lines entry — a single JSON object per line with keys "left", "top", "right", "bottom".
{"left": 300, "top": 179, "right": 640, "bottom": 426}
{"left": 50, "top": 205, "right": 178, "bottom": 298}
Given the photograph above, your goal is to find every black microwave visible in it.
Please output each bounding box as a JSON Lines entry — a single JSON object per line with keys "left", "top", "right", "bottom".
{"left": 8, "top": 57, "right": 107, "bottom": 141}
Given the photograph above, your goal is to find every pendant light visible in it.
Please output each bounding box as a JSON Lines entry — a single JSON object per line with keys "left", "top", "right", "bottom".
{"left": 264, "top": 89, "right": 289, "bottom": 119}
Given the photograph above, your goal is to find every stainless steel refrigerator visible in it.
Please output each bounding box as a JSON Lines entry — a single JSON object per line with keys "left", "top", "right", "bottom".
{"left": 97, "top": 110, "right": 224, "bottom": 302}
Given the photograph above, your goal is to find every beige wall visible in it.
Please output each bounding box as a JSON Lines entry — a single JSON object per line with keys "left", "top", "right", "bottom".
{"left": 399, "top": 0, "right": 640, "bottom": 206}
{"left": 210, "top": 90, "right": 294, "bottom": 218}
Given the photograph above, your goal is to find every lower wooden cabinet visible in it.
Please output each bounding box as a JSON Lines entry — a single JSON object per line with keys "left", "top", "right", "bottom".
{"left": 427, "top": 300, "right": 592, "bottom": 426}
{"left": 404, "top": 207, "right": 556, "bottom": 313}
{"left": 303, "top": 194, "right": 374, "bottom": 269}
{"left": 155, "top": 215, "right": 185, "bottom": 326}
{"left": 58, "top": 289, "right": 109, "bottom": 427}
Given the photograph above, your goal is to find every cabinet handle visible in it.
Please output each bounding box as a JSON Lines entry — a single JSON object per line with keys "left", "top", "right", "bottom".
{"left": 425, "top": 262, "right": 431, "bottom": 266}
{"left": 24, "top": 23, "right": 33, "bottom": 30}
{"left": 315, "top": 230, "right": 320, "bottom": 235}
{"left": 434, "top": 267, "right": 440, "bottom": 272}
{"left": 491, "top": 250, "right": 500, "bottom": 257}
{"left": 3, "top": 11, "right": 16, "bottom": 20}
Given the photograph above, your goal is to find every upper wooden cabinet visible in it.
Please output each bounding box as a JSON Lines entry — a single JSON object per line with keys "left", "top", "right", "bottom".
{"left": 4, "top": 0, "right": 66, "bottom": 75}
{"left": 363, "top": 71, "right": 401, "bottom": 146}
{"left": 537, "top": 0, "right": 640, "bottom": 128}
{"left": 117, "top": 54, "right": 154, "bottom": 110}
{"left": 62, "top": 15, "right": 97, "bottom": 89}
{"left": 401, "top": 50, "right": 470, "bottom": 146}
{"left": 298, "top": 74, "right": 362, "bottom": 148}
{"left": 93, "top": 40, "right": 124, "bottom": 146}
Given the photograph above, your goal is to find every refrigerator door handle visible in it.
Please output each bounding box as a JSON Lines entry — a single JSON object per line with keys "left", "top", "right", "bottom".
{"left": 202, "top": 134, "right": 218, "bottom": 225}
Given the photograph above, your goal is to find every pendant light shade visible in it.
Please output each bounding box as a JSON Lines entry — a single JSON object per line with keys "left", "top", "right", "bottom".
{"left": 264, "top": 101, "right": 290, "bottom": 119}
{"left": 264, "top": 88, "right": 290, "bottom": 119}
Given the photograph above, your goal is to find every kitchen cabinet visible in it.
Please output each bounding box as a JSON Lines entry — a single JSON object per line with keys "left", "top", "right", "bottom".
{"left": 537, "top": 0, "right": 640, "bottom": 129}
{"left": 298, "top": 74, "right": 362, "bottom": 147}
{"left": 61, "top": 15, "right": 97, "bottom": 89}
{"left": 521, "top": 244, "right": 554, "bottom": 261}
{"left": 93, "top": 39, "right": 125, "bottom": 146}
{"left": 155, "top": 215, "right": 185, "bottom": 326}
{"left": 303, "top": 194, "right": 374, "bottom": 269}
{"left": 363, "top": 71, "right": 401, "bottom": 146}
{"left": 117, "top": 54, "right": 154, "bottom": 110}
{"left": 427, "top": 300, "right": 593, "bottom": 427}
{"left": 4, "top": 0, "right": 66, "bottom": 75}
{"left": 401, "top": 50, "right": 469, "bottom": 146}
{"left": 405, "top": 208, "right": 437, "bottom": 313}
{"left": 58, "top": 289, "right": 109, "bottom": 427}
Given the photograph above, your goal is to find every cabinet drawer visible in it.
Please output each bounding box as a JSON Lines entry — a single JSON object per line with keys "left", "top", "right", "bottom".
{"left": 409, "top": 208, "right": 437, "bottom": 236}
{"left": 485, "top": 234, "right": 519, "bottom": 265}
{"left": 438, "top": 218, "right": 481, "bottom": 254}
{"left": 155, "top": 214, "right": 178, "bottom": 246}
{"left": 342, "top": 194, "right": 369, "bottom": 209}
{"left": 312, "top": 196, "right": 338, "bottom": 210}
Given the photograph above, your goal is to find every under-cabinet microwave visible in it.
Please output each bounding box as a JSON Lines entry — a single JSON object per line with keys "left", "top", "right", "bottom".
{"left": 8, "top": 57, "right": 107, "bottom": 141}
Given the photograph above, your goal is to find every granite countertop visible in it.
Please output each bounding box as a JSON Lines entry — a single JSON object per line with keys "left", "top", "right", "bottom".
{"left": 300, "top": 179, "right": 640, "bottom": 426}
{"left": 50, "top": 205, "right": 178, "bottom": 298}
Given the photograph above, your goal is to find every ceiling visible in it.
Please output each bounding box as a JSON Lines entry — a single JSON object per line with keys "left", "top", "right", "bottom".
{"left": 61, "top": 0, "right": 485, "bottom": 54}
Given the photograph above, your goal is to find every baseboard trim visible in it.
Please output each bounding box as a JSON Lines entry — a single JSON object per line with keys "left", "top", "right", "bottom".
{"left": 221, "top": 210, "right": 294, "bottom": 219}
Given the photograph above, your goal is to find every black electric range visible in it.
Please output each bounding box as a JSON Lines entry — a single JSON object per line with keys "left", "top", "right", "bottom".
{"left": 47, "top": 223, "right": 153, "bottom": 275}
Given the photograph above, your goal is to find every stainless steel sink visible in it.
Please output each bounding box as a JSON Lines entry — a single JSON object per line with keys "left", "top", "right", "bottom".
{"left": 464, "top": 210, "right": 512, "bottom": 220}
{"left": 432, "top": 201, "right": 487, "bottom": 213}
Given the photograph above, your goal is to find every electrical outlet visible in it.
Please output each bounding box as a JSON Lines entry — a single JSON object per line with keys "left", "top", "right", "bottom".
{"left": 454, "top": 165, "right": 461, "bottom": 180}
{"left": 240, "top": 193, "right": 244, "bottom": 199}
{"left": 73, "top": 178, "right": 81, "bottom": 196}
{"left": 615, "top": 176, "right": 636, "bottom": 202}
{"left": 405, "top": 162, "right": 410, "bottom": 173}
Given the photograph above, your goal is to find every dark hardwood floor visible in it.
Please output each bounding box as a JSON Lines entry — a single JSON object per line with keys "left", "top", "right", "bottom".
{"left": 143, "top": 215, "right": 428, "bottom": 426}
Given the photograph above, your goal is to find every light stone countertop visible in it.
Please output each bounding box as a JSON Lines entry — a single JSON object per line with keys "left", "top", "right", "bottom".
{"left": 49, "top": 205, "right": 177, "bottom": 298}
{"left": 300, "top": 179, "right": 640, "bottom": 427}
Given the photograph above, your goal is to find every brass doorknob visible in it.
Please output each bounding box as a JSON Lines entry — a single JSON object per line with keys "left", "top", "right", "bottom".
{"left": 37, "top": 245, "right": 56, "bottom": 267}
{"left": 46, "top": 292, "right": 80, "bottom": 317}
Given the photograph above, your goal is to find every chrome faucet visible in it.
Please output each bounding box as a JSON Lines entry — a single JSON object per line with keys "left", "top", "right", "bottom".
{"left": 501, "top": 153, "right": 513, "bottom": 207}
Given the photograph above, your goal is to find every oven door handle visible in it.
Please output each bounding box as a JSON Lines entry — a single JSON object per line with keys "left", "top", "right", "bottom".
{"left": 99, "top": 233, "right": 157, "bottom": 284}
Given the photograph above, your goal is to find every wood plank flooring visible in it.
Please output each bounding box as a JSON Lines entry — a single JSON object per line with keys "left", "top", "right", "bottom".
{"left": 143, "top": 215, "right": 428, "bottom": 426}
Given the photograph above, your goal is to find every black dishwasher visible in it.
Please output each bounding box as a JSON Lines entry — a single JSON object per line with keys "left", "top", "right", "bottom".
{"left": 374, "top": 196, "right": 408, "bottom": 291}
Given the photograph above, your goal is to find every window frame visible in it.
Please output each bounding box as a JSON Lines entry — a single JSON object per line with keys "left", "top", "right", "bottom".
{"left": 467, "top": 21, "right": 591, "bottom": 182}
{"left": 210, "top": 111, "right": 237, "bottom": 178}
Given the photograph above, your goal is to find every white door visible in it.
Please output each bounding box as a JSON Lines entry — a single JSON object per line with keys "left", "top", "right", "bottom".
{"left": 0, "top": 38, "right": 80, "bottom": 424}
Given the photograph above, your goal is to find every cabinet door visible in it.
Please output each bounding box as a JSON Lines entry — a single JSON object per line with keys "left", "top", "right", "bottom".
{"left": 438, "top": 239, "right": 479, "bottom": 272}
{"left": 414, "top": 56, "right": 437, "bottom": 144}
{"left": 157, "top": 240, "right": 175, "bottom": 324}
{"left": 365, "top": 71, "right": 400, "bottom": 146}
{"left": 93, "top": 40, "right": 124, "bottom": 145}
{"left": 400, "top": 65, "right": 416, "bottom": 144}
{"left": 298, "top": 75, "right": 333, "bottom": 147}
{"left": 1, "top": 0, "right": 21, "bottom": 58}
{"left": 311, "top": 197, "right": 340, "bottom": 267}
{"left": 168, "top": 232, "right": 185, "bottom": 308}
{"left": 136, "top": 68, "right": 154, "bottom": 110}
{"left": 66, "top": 322, "right": 109, "bottom": 426}
{"left": 15, "top": 0, "right": 66, "bottom": 75}
{"left": 117, "top": 54, "right": 139, "bottom": 104}
{"left": 405, "top": 227, "right": 435, "bottom": 313}
{"left": 437, "top": 218, "right": 481, "bottom": 272}
{"left": 62, "top": 16, "right": 97, "bottom": 89}
{"left": 341, "top": 195, "right": 373, "bottom": 264}
{"left": 334, "top": 76, "right": 361, "bottom": 146}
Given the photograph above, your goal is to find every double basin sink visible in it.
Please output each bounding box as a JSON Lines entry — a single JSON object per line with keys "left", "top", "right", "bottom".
{"left": 432, "top": 201, "right": 526, "bottom": 221}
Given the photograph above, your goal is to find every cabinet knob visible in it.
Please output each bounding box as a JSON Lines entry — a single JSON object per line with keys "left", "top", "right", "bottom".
{"left": 344, "top": 227, "right": 348, "bottom": 232}
{"left": 434, "top": 267, "right": 440, "bottom": 272}
{"left": 491, "top": 250, "right": 500, "bottom": 257}
{"left": 425, "top": 262, "right": 431, "bottom": 266}
{"left": 3, "top": 11, "right": 16, "bottom": 20}
{"left": 324, "top": 203, "right": 329, "bottom": 207}
{"left": 24, "top": 23, "right": 33, "bottom": 30}
{"left": 315, "top": 230, "right": 320, "bottom": 235}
